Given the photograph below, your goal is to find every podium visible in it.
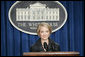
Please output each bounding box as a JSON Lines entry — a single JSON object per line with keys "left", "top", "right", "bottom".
{"left": 23, "top": 52, "right": 80, "bottom": 56}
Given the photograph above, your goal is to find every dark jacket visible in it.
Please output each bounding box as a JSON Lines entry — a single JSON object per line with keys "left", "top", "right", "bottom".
{"left": 30, "top": 38, "right": 60, "bottom": 52}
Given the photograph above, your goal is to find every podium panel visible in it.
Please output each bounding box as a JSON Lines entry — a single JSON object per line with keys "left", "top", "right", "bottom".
{"left": 23, "top": 52, "right": 80, "bottom": 56}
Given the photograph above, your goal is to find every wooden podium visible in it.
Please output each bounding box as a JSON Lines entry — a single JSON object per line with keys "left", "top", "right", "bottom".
{"left": 23, "top": 52, "right": 80, "bottom": 56}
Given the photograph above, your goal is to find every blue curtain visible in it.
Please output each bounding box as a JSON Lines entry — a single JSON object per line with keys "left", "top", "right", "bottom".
{"left": 1, "top": 1, "right": 84, "bottom": 56}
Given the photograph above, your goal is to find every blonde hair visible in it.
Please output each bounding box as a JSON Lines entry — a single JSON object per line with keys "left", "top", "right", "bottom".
{"left": 37, "top": 22, "right": 52, "bottom": 36}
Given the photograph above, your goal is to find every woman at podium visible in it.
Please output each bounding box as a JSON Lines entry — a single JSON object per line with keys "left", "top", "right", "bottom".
{"left": 30, "top": 22, "right": 60, "bottom": 52}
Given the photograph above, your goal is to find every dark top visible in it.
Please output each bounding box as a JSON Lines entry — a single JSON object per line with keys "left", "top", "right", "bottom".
{"left": 30, "top": 38, "right": 60, "bottom": 52}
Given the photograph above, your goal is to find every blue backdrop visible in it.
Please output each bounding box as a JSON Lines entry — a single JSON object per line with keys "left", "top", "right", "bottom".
{"left": 1, "top": 1, "right": 84, "bottom": 56}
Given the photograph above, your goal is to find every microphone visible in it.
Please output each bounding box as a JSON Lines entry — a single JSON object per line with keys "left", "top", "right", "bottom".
{"left": 44, "top": 42, "right": 48, "bottom": 51}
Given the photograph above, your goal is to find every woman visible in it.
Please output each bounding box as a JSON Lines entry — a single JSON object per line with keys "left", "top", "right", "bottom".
{"left": 30, "top": 22, "right": 60, "bottom": 52}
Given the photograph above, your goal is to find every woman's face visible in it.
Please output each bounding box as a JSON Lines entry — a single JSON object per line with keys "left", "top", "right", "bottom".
{"left": 39, "top": 26, "right": 50, "bottom": 40}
